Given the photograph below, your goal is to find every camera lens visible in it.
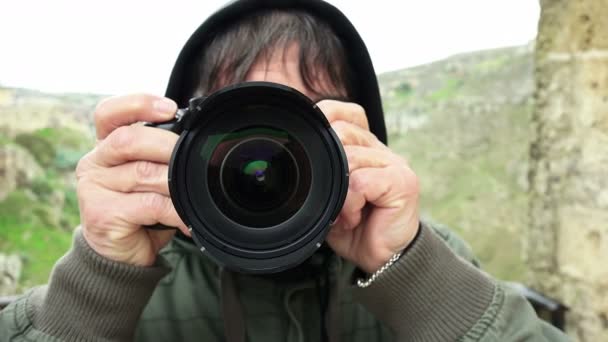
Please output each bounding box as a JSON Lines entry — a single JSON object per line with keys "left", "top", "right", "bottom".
{"left": 208, "top": 127, "right": 310, "bottom": 228}
{"left": 222, "top": 137, "right": 298, "bottom": 214}
{"left": 167, "top": 83, "right": 348, "bottom": 273}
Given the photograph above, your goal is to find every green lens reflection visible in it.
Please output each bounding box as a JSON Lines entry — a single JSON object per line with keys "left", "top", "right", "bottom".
{"left": 243, "top": 160, "right": 269, "bottom": 180}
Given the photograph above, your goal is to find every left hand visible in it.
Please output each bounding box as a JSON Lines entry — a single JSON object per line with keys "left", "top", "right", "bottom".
{"left": 317, "top": 100, "right": 420, "bottom": 274}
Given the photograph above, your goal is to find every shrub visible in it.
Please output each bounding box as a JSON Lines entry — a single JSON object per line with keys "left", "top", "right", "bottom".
{"left": 15, "top": 127, "right": 92, "bottom": 171}
{"left": 15, "top": 133, "right": 56, "bottom": 168}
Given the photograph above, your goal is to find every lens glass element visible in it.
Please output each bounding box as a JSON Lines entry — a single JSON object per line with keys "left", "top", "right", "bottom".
{"left": 223, "top": 138, "right": 297, "bottom": 212}
{"left": 206, "top": 127, "right": 310, "bottom": 228}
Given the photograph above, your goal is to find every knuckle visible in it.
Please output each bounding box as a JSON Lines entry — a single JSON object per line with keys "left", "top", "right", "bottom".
{"left": 134, "top": 161, "right": 162, "bottom": 185}
{"left": 93, "top": 96, "right": 114, "bottom": 125}
{"left": 75, "top": 150, "right": 95, "bottom": 179}
{"left": 331, "top": 120, "right": 350, "bottom": 132}
{"left": 372, "top": 134, "right": 384, "bottom": 146}
{"left": 350, "top": 103, "right": 365, "bottom": 115}
{"left": 405, "top": 167, "right": 421, "bottom": 194}
{"left": 78, "top": 189, "right": 105, "bottom": 228}
{"left": 397, "top": 165, "right": 420, "bottom": 195}
{"left": 141, "top": 193, "right": 168, "bottom": 215}
{"left": 349, "top": 172, "right": 368, "bottom": 193}
{"left": 344, "top": 148, "right": 360, "bottom": 167}
{"left": 82, "top": 206, "right": 103, "bottom": 229}
{"left": 107, "top": 125, "right": 135, "bottom": 151}
{"left": 317, "top": 99, "right": 339, "bottom": 115}
{"left": 333, "top": 121, "right": 358, "bottom": 144}
{"left": 316, "top": 98, "right": 335, "bottom": 109}
{"left": 343, "top": 145, "right": 355, "bottom": 157}
{"left": 127, "top": 94, "right": 152, "bottom": 113}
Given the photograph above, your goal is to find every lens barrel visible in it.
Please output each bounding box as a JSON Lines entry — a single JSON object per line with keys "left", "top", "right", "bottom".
{"left": 161, "top": 82, "right": 348, "bottom": 273}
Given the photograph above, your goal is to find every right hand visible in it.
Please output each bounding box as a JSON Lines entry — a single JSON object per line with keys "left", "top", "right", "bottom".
{"left": 75, "top": 94, "right": 191, "bottom": 266}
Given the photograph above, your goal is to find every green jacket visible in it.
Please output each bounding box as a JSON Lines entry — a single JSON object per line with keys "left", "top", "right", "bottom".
{"left": 0, "top": 222, "right": 569, "bottom": 341}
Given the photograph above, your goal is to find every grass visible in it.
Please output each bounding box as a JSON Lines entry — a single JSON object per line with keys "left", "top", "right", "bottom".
{"left": 0, "top": 191, "right": 74, "bottom": 288}
{"left": 0, "top": 219, "right": 72, "bottom": 287}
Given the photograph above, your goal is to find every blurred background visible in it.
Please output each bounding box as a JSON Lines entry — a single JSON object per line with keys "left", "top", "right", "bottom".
{"left": 0, "top": 1, "right": 606, "bottom": 341}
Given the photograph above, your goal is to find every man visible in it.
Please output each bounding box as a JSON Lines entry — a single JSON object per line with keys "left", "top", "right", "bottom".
{"left": 0, "top": 1, "right": 569, "bottom": 341}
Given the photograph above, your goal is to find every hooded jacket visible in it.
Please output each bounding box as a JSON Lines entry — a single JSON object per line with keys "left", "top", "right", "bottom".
{"left": 1, "top": 1, "right": 570, "bottom": 341}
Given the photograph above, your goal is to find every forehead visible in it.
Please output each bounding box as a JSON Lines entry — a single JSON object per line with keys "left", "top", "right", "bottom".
{"left": 243, "top": 43, "right": 346, "bottom": 102}
{"left": 245, "top": 44, "right": 309, "bottom": 96}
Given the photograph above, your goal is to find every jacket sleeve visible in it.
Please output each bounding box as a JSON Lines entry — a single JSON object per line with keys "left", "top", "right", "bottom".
{"left": 352, "top": 221, "right": 572, "bottom": 342}
{"left": 0, "top": 228, "right": 170, "bottom": 342}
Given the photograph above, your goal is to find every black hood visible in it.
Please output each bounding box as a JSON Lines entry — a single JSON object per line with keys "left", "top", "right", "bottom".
{"left": 164, "top": 0, "right": 388, "bottom": 144}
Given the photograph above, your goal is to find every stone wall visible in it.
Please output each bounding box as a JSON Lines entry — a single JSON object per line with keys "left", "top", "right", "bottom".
{"left": 529, "top": 0, "right": 608, "bottom": 340}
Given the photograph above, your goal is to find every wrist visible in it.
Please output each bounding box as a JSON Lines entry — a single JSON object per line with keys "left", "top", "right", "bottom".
{"left": 359, "top": 221, "right": 420, "bottom": 273}
{"left": 82, "top": 227, "right": 157, "bottom": 266}
{"left": 357, "top": 249, "right": 404, "bottom": 288}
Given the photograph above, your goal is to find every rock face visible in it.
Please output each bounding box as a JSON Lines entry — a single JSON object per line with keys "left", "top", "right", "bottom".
{"left": 529, "top": 0, "right": 608, "bottom": 340}
{"left": 0, "top": 144, "right": 43, "bottom": 201}
{"left": 0, "top": 254, "right": 22, "bottom": 296}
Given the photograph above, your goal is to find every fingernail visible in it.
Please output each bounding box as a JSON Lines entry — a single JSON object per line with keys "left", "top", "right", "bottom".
{"left": 154, "top": 98, "right": 177, "bottom": 115}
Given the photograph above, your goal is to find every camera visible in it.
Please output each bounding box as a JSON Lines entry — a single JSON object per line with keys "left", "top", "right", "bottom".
{"left": 147, "top": 82, "right": 348, "bottom": 274}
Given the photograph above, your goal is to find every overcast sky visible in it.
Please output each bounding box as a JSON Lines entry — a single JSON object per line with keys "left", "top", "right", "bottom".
{"left": 0, "top": 0, "right": 539, "bottom": 95}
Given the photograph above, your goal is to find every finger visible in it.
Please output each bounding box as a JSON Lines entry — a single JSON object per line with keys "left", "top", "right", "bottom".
{"left": 331, "top": 120, "right": 386, "bottom": 149}
{"left": 95, "top": 94, "right": 177, "bottom": 140}
{"left": 325, "top": 222, "right": 351, "bottom": 252}
{"left": 316, "top": 99, "right": 370, "bottom": 130}
{"left": 344, "top": 145, "right": 398, "bottom": 173}
{"left": 349, "top": 166, "right": 417, "bottom": 209}
{"left": 88, "top": 161, "right": 169, "bottom": 196}
{"left": 94, "top": 125, "right": 178, "bottom": 167}
{"left": 335, "top": 188, "right": 366, "bottom": 231}
{"left": 118, "top": 191, "right": 189, "bottom": 236}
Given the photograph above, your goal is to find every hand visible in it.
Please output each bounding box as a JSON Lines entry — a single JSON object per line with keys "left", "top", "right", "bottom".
{"left": 75, "top": 94, "right": 190, "bottom": 266}
{"left": 317, "top": 100, "right": 420, "bottom": 274}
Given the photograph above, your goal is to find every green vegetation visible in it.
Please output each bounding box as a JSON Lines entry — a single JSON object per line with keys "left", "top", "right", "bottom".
{"left": 0, "top": 134, "right": 11, "bottom": 146}
{"left": 0, "top": 163, "right": 84, "bottom": 289}
{"left": 428, "top": 78, "right": 462, "bottom": 102}
{"left": 0, "top": 45, "right": 534, "bottom": 292}
{"left": 15, "top": 132, "right": 56, "bottom": 168}
{"left": 395, "top": 82, "right": 413, "bottom": 97}
{"left": 475, "top": 54, "right": 510, "bottom": 74}
{"left": 0, "top": 94, "right": 96, "bottom": 290}
{"left": 388, "top": 104, "right": 531, "bottom": 281}
{"left": 15, "top": 127, "right": 91, "bottom": 170}
{"left": 0, "top": 194, "right": 74, "bottom": 286}
{"left": 382, "top": 46, "right": 534, "bottom": 281}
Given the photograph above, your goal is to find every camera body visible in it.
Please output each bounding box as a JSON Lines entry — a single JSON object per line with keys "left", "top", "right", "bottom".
{"left": 149, "top": 82, "right": 348, "bottom": 274}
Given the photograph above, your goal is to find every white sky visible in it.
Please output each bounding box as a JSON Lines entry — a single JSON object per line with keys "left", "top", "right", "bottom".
{"left": 0, "top": 0, "right": 539, "bottom": 95}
